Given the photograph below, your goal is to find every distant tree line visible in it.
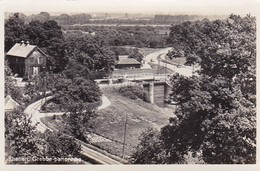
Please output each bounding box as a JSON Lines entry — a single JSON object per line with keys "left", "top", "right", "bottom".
{"left": 6, "top": 12, "right": 92, "bottom": 25}
{"left": 63, "top": 25, "right": 168, "bottom": 48}
{"left": 154, "top": 14, "right": 202, "bottom": 24}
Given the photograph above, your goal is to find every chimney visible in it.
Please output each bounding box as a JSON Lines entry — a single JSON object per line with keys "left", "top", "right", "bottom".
{"left": 20, "top": 40, "right": 24, "bottom": 45}
{"left": 25, "top": 40, "right": 30, "bottom": 46}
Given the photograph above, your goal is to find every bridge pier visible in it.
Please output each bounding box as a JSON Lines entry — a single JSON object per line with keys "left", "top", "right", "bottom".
{"left": 148, "top": 82, "right": 154, "bottom": 104}
{"left": 143, "top": 81, "right": 172, "bottom": 107}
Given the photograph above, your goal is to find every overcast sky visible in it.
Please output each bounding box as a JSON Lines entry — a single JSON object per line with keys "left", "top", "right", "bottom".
{"left": 1, "top": 0, "right": 259, "bottom": 15}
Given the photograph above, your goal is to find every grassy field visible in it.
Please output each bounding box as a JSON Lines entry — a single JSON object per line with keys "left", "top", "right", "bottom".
{"left": 91, "top": 87, "right": 175, "bottom": 158}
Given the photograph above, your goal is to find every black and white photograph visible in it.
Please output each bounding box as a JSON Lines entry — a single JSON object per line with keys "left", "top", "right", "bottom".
{"left": 1, "top": 0, "right": 259, "bottom": 169}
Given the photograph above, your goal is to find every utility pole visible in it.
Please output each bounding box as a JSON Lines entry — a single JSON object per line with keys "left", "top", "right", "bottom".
{"left": 165, "top": 63, "right": 167, "bottom": 82}
{"left": 192, "top": 63, "right": 195, "bottom": 75}
{"left": 157, "top": 57, "right": 161, "bottom": 75}
{"left": 122, "top": 113, "right": 128, "bottom": 159}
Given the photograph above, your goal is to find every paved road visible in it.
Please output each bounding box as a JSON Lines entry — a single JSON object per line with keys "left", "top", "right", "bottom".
{"left": 144, "top": 47, "right": 172, "bottom": 65}
{"left": 143, "top": 48, "right": 200, "bottom": 77}
{"left": 24, "top": 96, "right": 54, "bottom": 132}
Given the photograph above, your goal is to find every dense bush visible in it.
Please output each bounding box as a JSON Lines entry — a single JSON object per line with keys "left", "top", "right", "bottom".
{"left": 5, "top": 108, "right": 83, "bottom": 164}
{"left": 118, "top": 86, "right": 150, "bottom": 103}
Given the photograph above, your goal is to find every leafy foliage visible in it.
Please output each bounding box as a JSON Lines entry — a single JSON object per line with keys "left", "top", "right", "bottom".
{"left": 128, "top": 48, "right": 144, "bottom": 62}
{"left": 118, "top": 86, "right": 150, "bottom": 103}
{"left": 40, "top": 130, "right": 81, "bottom": 158}
{"left": 5, "top": 107, "right": 40, "bottom": 160}
{"left": 54, "top": 77, "right": 101, "bottom": 113}
{"left": 4, "top": 60, "right": 24, "bottom": 104}
{"left": 167, "top": 14, "right": 256, "bottom": 79}
{"left": 5, "top": 13, "right": 27, "bottom": 52}
{"left": 131, "top": 128, "right": 166, "bottom": 164}
{"left": 5, "top": 108, "right": 82, "bottom": 164}
{"left": 26, "top": 20, "right": 67, "bottom": 72}
{"left": 133, "top": 14, "right": 256, "bottom": 164}
{"left": 64, "top": 25, "right": 168, "bottom": 48}
{"left": 167, "top": 74, "right": 255, "bottom": 164}
{"left": 63, "top": 109, "right": 96, "bottom": 142}
{"left": 64, "top": 32, "right": 117, "bottom": 79}
{"left": 52, "top": 76, "right": 101, "bottom": 141}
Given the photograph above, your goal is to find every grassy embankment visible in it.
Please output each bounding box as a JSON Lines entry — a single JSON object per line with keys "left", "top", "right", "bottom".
{"left": 41, "top": 86, "right": 175, "bottom": 159}
{"left": 89, "top": 87, "right": 175, "bottom": 158}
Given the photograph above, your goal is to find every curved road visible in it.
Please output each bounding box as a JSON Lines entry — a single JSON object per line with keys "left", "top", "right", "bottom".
{"left": 144, "top": 47, "right": 172, "bottom": 64}
{"left": 25, "top": 95, "right": 111, "bottom": 133}
{"left": 143, "top": 47, "right": 199, "bottom": 77}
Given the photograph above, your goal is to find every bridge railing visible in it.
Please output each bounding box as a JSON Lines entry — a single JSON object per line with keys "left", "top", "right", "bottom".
{"left": 112, "top": 73, "right": 172, "bottom": 79}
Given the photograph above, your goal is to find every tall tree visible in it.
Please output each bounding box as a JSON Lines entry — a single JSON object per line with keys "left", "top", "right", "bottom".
{"left": 133, "top": 14, "right": 256, "bottom": 164}
{"left": 5, "top": 13, "right": 27, "bottom": 52}
{"left": 65, "top": 33, "right": 117, "bottom": 78}
{"left": 26, "top": 20, "right": 67, "bottom": 72}
{"left": 53, "top": 76, "right": 101, "bottom": 141}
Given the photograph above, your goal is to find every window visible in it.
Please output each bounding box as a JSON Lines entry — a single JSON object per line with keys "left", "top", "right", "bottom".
{"left": 33, "top": 67, "right": 39, "bottom": 75}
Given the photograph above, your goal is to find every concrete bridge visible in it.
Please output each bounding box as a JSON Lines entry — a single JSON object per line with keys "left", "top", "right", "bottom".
{"left": 96, "top": 76, "right": 172, "bottom": 107}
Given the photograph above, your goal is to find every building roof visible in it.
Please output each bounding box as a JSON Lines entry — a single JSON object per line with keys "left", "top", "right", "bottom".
{"left": 118, "top": 55, "right": 129, "bottom": 60}
{"left": 5, "top": 95, "right": 20, "bottom": 111}
{"left": 117, "top": 58, "right": 141, "bottom": 65}
{"left": 6, "top": 43, "right": 47, "bottom": 58}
